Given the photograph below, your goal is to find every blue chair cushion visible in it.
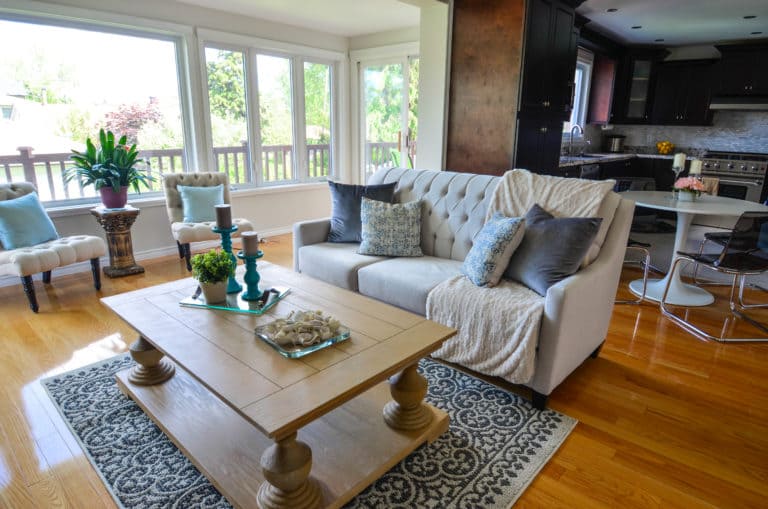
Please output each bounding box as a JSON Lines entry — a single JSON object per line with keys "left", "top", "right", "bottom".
{"left": 177, "top": 184, "right": 224, "bottom": 223}
{"left": 0, "top": 192, "right": 59, "bottom": 249}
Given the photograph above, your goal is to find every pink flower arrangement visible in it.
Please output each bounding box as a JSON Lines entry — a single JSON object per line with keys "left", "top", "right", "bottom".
{"left": 674, "top": 176, "right": 705, "bottom": 195}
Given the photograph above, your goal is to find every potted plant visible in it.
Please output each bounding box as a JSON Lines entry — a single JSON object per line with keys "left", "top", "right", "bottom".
{"left": 65, "top": 128, "right": 155, "bottom": 208}
{"left": 191, "top": 249, "right": 235, "bottom": 304}
{"left": 673, "top": 176, "right": 705, "bottom": 202}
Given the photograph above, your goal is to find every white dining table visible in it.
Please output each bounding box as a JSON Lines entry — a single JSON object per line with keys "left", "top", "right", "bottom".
{"left": 620, "top": 191, "right": 768, "bottom": 306}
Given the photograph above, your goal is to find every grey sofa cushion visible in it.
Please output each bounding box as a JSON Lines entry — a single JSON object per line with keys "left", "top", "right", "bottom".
{"left": 327, "top": 181, "right": 396, "bottom": 243}
{"left": 505, "top": 204, "right": 602, "bottom": 296}
{"left": 358, "top": 256, "right": 462, "bottom": 314}
{"left": 298, "top": 243, "right": 386, "bottom": 291}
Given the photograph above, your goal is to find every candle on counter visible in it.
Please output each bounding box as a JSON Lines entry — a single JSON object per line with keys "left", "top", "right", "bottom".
{"left": 673, "top": 152, "right": 686, "bottom": 168}
{"left": 215, "top": 204, "right": 232, "bottom": 229}
{"left": 242, "top": 231, "right": 260, "bottom": 256}
{"left": 689, "top": 159, "right": 703, "bottom": 175}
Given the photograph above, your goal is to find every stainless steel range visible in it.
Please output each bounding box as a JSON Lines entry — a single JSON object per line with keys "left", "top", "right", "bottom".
{"left": 701, "top": 151, "right": 768, "bottom": 203}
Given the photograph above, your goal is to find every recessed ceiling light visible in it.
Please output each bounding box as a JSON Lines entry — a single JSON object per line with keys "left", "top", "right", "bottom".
{"left": 655, "top": 39, "right": 665, "bottom": 42}
{"left": 751, "top": 31, "right": 763, "bottom": 35}
{"left": 744, "top": 15, "right": 757, "bottom": 19}
{"left": 631, "top": 26, "right": 642, "bottom": 29}
{"left": 607, "top": 8, "right": 618, "bottom": 12}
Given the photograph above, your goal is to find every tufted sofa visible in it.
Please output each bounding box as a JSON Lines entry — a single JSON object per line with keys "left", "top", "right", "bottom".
{"left": 162, "top": 172, "right": 253, "bottom": 270}
{"left": 0, "top": 182, "right": 106, "bottom": 312}
{"left": 293, "top": 168, "right": 634, "bottom": 408}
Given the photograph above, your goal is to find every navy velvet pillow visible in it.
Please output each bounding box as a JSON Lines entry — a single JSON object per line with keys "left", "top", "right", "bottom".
{"left": 504, "top": 204, "right": 602, "bottom": 296}
{"left": 327, "top": 181, "right": 397, "bottom": 243}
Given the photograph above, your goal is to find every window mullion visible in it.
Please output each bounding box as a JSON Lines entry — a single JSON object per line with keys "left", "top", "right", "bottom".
{"left": 293, "top": 58, "right": 307, "bottom": 182}
{"left": 247, "top": 49, "right": 263, "bottom": 187}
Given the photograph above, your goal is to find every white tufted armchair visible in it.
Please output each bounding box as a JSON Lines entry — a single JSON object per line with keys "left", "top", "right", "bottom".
{"left": 0, "top": 183, "right": 106, "bottom": 312}
{"left": 162, "top": 172, "right": 254, "bottom": 270}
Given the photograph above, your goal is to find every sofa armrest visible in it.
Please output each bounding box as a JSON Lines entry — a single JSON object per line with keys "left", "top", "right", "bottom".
{"left": 528, "top": 198, "right": 635, "bottom": 396}
{"left": 292, "top": 218, "right": 331, "bottom": 272}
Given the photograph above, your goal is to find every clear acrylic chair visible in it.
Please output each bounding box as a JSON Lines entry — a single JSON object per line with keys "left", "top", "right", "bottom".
{"left": 661, "top": 211, "right": 768, "bottom": 342}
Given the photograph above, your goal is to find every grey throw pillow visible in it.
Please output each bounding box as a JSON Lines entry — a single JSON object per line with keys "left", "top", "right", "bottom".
{"left": 358, "top": 197, "right": 423, "bottom": 257}
{"left": 462, "top": 214, "right": 526, "bottom": 287}
{"left": 327, "top": 181, "right": 397, "bottom": 242}
{"left": 504, "top": 204, "right": 602, "bottom": 296}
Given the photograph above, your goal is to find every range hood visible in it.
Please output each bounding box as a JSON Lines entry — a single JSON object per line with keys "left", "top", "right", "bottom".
{"left": 709, "top": 96, "right": 768, "bottom": 111}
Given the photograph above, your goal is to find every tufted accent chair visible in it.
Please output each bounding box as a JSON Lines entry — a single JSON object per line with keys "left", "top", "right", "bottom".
{"left": 162, "top": 172, "right": 254, "bottom": 270}
{"left": 0, "top": 183, "right": 106, "bottom": 312}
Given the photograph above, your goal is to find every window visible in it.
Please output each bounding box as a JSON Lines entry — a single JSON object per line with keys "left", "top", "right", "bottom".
{"left": 203, "top": 41, "right": 338, "bottom": 187}
{"left": 563, "top": 48, "right": 594, "bottom": 135}
{"left": 0, "top": 18, "right": 186, "bottom": 204}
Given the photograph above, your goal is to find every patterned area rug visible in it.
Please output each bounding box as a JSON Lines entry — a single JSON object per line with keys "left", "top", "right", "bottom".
{"left": 43, "top": 354, "right": 576, "bottom": 509}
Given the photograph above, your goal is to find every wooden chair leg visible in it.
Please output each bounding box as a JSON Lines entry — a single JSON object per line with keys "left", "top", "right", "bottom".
{"left": 183, "top": 243, "right": 192, "bottom": 271}
{"left": 42, "top": 271, "right": 52, "bottom": 284}
{"left": 176, "top": 241, "right": 185, "bottom": 258}
{"left": 21, "top": 275, "right": 38, "bottom": 313}
{"left": 90, "top": 258, "right": 102, "bottom": 290}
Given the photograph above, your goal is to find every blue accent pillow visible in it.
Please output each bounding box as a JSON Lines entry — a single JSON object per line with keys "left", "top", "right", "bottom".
{"left": 0, "top": 192, "right": 59, "bottom": 249}
{"left": 504, "top": 204, "right": 602, "bottom": 296}
{"left": 462, "top": 214, "right": 526, "bottom": 287}
{"left": 327, "top": 181, "right": 397, "bottom": 243}
{"left": 358, "top": 197, "right": 423, "bottom": 257}
{"left": 177, "top": 184, "right": 224, "bottom": 223}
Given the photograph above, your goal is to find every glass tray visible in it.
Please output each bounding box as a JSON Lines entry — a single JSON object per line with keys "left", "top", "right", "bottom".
{"left": 255, "top": 323, "right": 351, "bottom": 359}
{"left": 179, "top": 286, "right": 290, "bottom": 315}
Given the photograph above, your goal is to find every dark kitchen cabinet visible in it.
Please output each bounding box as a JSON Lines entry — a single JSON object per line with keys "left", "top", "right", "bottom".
{"left": 715, "top": 44, "right": 768, "bottom": 96}
{"left": 587, "top": 54, "right": 617, "bottom": 124}
{"left": 599, "top": 158, "right": 635, "bottom": 179}
{"left": 650, "top": 60, "right": 715, "bottom": 126}
{"left": 611, "top": 50, "right": 667, "bottom": 124}
{"left": 519, "top": 0, "right": 580, "bottom": 119}
{"left": 515, "top": 114, "right": 564, "bottom": 174}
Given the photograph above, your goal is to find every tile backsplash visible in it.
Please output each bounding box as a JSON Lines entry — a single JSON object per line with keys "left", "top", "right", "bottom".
{"left": 583, "top": 111, "right": 768, "bottom": 154}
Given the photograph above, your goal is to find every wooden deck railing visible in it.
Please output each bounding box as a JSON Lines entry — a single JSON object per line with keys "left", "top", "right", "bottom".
{"left": 0, "top": 142, "right": 339, "bottom": 202}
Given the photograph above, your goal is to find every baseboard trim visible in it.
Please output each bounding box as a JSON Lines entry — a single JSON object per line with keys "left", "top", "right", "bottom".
{"left": 0, "top": 226, "right": 292, "bottom": 288}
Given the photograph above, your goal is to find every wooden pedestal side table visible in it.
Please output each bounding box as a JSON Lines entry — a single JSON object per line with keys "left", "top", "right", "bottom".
{"left": 90, "top": 205, "right": 145, "bottom": 277}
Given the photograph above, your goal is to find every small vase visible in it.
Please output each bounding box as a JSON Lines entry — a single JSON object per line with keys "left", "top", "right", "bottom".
{"left": 676, "top": 191, "right": 697, "bottom": 202}
{"left": 200, "top": 281, "right": 228, "bottom": 304}
{"left": 100, "top": 186, "right": 129, "bottom": 208}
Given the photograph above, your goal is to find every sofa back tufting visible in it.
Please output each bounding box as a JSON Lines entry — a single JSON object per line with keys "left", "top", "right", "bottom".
{"left": 367, "top": 168, "right": 500, "bottom": 262}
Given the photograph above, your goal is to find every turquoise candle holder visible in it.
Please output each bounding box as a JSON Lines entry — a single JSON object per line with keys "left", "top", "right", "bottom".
{"left": 212, "top": 225, "right": 242, "bottom": 294}
{"left": 237, "top": 250, "right": 264, "bottom": 301}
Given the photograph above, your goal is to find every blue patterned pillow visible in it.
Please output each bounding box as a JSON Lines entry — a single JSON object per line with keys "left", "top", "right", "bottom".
{"left": 462, "top": 214, "right": 526, "bottom": 287}
{"left": 358, "top": 197, "right": 423, "bottom": 257}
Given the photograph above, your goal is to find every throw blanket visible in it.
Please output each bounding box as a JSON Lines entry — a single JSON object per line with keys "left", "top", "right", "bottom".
{"left": 428, "top": 276, "right": 544, "bottom": 384}
{"left": 429, "top": 169, "right": 615, "bottom": 384}
{"left": 486, "top": 168, "right": 615, "bottom": 220}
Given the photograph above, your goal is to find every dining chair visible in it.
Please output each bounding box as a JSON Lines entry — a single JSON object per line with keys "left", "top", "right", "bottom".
{"left": 660, "top": 211, "right": 768, "bottom": 342}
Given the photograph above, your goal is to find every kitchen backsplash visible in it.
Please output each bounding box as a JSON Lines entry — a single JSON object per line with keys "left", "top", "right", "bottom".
{"left": 583, "top": 111, "right": 768, "bottom": 154}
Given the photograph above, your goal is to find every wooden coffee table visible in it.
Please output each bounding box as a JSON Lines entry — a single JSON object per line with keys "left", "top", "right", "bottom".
{"left": 102, "top": 262, "right": 455, "bottom": 509}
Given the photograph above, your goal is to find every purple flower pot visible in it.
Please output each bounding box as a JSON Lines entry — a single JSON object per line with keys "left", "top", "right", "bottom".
{"left": 99, "top": 186, "right": 128, "bottom": 209}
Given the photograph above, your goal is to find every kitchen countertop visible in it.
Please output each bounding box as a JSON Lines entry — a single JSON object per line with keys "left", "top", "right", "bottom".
{"left": 559, "top": 152, "right": 675, "bottom": 168}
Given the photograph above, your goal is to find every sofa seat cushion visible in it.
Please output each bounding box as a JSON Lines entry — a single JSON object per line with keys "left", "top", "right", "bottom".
{"left": 171, "top": 218, "right": 253, "bottom": 244}
{"left": 298, "top": 243, "right": 387, "bottom": 291}
{"left": 0, "top": 235, "right": 106, "bottom": 277}
{"left": 358, "top": 256, "right": 463, "bottom": 315}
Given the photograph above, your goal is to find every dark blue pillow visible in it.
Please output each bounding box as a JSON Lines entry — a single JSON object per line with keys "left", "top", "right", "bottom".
{"left": 327, "top": 181, "right": 397, "bottom": 243}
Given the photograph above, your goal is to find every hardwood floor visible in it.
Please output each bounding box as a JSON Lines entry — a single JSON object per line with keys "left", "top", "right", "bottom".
{"left": 1, "top": 235, "right": 766, "bottom": 508}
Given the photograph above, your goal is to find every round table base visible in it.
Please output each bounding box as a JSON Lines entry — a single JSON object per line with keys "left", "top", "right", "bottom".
{"left": 629, "top": 278, "right": 714, "bottom": 307}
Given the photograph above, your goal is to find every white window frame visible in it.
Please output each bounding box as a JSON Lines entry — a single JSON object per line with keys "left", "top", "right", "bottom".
{"left": 563, "top": 47, "right": 594, "bottom": 137}
{"left": 198, "top": 28, "right": 345, "bottom": 188}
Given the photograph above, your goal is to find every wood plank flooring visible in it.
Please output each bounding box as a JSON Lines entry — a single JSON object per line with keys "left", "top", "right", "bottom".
{"left": 1, "top": 235, "right": 766, "bottom": 508}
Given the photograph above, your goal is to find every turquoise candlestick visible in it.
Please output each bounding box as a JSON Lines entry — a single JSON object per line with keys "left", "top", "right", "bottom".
{"left": 237, "top": 250, "right": 264, "bottom": 301}
{"left": 212, "top": 225, "right": 241, "bottom": 293}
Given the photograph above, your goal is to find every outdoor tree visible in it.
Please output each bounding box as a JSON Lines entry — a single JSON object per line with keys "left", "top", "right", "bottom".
{"left": 206, "top": 50, "right": 247, "bottom": 121}
{"left": 102, "top": 99, "right": 163, "bottom": 143}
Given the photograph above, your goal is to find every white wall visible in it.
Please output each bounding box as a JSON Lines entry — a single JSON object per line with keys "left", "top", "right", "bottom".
{"left": 349, "top": 26, "right": 420, "bottom": 50}
{"left": 415, "top": 2, "right": 449, "bottom": 170}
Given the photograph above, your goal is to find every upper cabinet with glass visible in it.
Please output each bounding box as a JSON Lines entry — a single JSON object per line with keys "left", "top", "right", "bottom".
{"left": 610, "top": 49, "right": 667, "bottom": 124}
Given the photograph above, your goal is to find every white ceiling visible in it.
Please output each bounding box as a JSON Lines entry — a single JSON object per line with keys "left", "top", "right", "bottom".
{"left": 578, "top": 0, "right": 768, "bottom": 46}
{"left": 175, "top": 0, "right": 421, "bottom": 37}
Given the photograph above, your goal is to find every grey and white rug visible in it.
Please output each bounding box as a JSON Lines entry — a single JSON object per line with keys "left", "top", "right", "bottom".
{"left": 43, "top": 354, "right": 576, "bottom": 509}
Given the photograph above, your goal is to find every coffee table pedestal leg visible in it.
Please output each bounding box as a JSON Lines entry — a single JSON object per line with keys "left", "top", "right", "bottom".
{"left": 257, "top": 432, "right": 322, "bottom": 509}
{"left": 383, "top": 363, "right": 433, "bottom": 430}
{"left": 128, "top": 336, "right": 175, "bottom": 385}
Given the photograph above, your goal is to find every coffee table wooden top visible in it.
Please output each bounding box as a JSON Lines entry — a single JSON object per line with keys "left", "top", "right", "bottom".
{"left": 102, "top": 262, "right": 456, "bottom": 440}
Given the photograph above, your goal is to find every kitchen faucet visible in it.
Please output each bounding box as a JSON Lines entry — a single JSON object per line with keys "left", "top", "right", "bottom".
{"left": 569, "top": 124, "right": 584, "bottom": 156}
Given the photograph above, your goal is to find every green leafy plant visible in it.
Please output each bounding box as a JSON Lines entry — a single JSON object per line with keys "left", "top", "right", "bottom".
{"left": 65, "top": 128, "right": 155, "bottom": 192}
{"left": 190, "top": 249, "right": 234, "bottom": 284}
